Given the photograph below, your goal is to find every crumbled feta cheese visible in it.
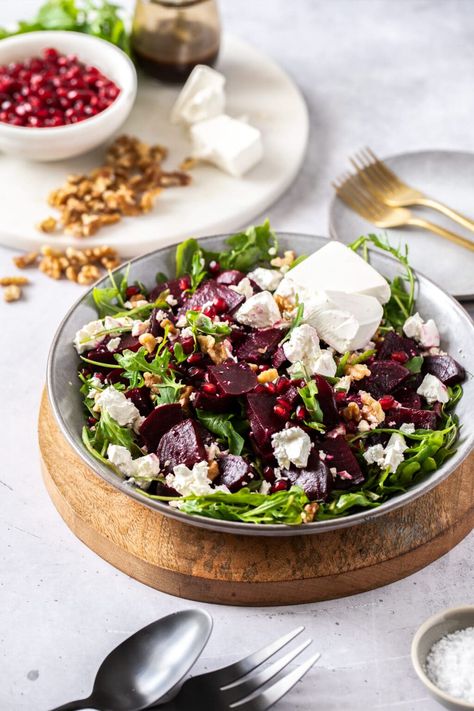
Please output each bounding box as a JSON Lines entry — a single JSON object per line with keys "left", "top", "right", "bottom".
{"left": 175, "top": 314, "right": 188, "bottom": 328}
{"left": 247, "top": 268, "right": 283, "bottom": 292}
{"left": 106, "top": 337, "right": 121, "bottom": 352}
{"left": 400, "top": 422, "right": 415, "bottom": 434}
{"left": 284, "top": 324, "right": 337, "bottom": 377}
{"left": 335, "top": 375, "right": 352, "bottom": 393}
{"left": 417, "top": 373, "right": 449, "bottom": 404}
{"left": 259, "top": 481, "right": 272, "bottom": 495}
{"left": 204, "top": 442, "right": 221, "bottom": 460}
{"left": 235, "top": 291, "right": 281, "bottom": 328}
{"left": 229, "top": 277, "right": 254, "bottom": 300}
{"left": 132, "top": 319, "right": 150, "bottom": 337}
{"left": 107, "top": 445, "right": 160, "bottom": 490}
{"left": 170, "top": 65, "right": 226, "bottom": 126}
{"left": 166, "top": 461, "right": 214, "bottom": 497}
{"left": 357, "top": 419, "right": 371, "bottom": 432}
{"left": 96, "top": 386, "right": 141, "bottom": 427}
{"left": 86, "top": 376, "right": 103, "bottom": 399}
{"left": 73, "top": 319, "right": 106, "bottom": 354}
{"left": 103, "top": 316, "right": 134, "bottom": 330}
{"left": 403, "top": 312, "right": 440, "bottom": 348}
{"left": 166, "top": 294, "right": 178, "bottom": 307}
{"left": 271, "top": 427, "right": 311, "bottom": 469}
{"left": 363, "top": 434, "right": 408, "bottom": 473}
{"left": 190, "top": 114, "right": 263, "bottom": 177}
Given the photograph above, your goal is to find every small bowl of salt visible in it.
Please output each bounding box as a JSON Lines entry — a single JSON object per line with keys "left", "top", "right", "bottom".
{"left": 411, "top": 606, "right": 474, "bottom": 710}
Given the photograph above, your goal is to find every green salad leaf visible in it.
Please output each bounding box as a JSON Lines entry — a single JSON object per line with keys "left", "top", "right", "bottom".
{"left": 0, "top": 0, "right": 130, "bottom": 54}
{"left": 195, "top": 410, "right": 247, "bottom": 455}
{"left": 405, "top": 355, "right": 424, "bottom": 373}
{"left": 186, "top": 310, "right": 232, "bottom": 338}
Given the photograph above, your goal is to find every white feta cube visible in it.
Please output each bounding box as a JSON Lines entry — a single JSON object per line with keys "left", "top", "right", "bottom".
{"left": 170, "top": 65, "right": 226, "bottom": 126}
{"left": 166, "top": 461, "right": 214, "bottom": 496}
{"left": 235, "top": 291, "right": 281, "bottom": 328}
{"left": 106, "top": 337, "right": 121, "bottom": 352}
{"left": 271, "top": 427, "right": 311, "bottom": 469}
{"left": 190, "top": 114, "right": 263, "bottom": 177}
{"left": 403, "top": 312, "right": 440, "bottom": 348}
{"left": 229, "top": 277, "right": 254, "bottom": 300}
{"left": 96, "top": 386, "right": 141, "bottom": 427}
{"left": 247, "top": 267, "right": 283, "bottom": 292}
{"left": 416, "top": 373, "right": 449, "bottom": 404}
{"left": 74, "top": 319, "right": 106, "bottom": 354}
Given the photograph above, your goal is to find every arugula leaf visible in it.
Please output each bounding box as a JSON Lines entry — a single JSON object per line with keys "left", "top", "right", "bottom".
{"left": 288, "top": 254, "right": 307, "bottom": 270}
{"left": 115, "top": 340, "right": 184, "bottom": 401}
{"left": 195, "top": 410, "right": 246, "bottom": 455}
{"left": 349, "top": 234, "right": 416, "bottom": 330}
{"left": 279, "top": 303, "right": 304, "bottom": 346}
{"left": 92, "top": 266, "right": 128, "bottom": 318}
{"left": 173, "top": 342, "right": 188, "bottom": 363}
{"left": 219, "top": 220, "right": 278, "bottom": 271}
{"left": 298, "top": 380, "right": 324, "bottom": 428}
{"left": 405, "top": 355, "right": 424, "bottom": 373}
{"left": 1, "top": 0, "right": 130, "bottom": 54}
{"left": 186, "top": 310, "right": 232, "bottom": 337}
{"left": 144, "top": 486, "right": 314, "bottom": 525}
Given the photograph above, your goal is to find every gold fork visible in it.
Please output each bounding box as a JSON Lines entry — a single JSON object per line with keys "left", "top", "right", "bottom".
{"left": 351, "top": 147, "right": 474, "bottom": 235}
{"left": 333, "top": 172, "right": 474, "bottom": 252}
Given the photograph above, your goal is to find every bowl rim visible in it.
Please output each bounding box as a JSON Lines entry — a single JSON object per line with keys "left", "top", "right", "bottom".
{"left": 46, "top": 231, "right": 474, "bottom": 536}
{"left": 410, "top": 605, "right": 474, "bottom": 709}
{"left": 0, "top": 30, "right": 136, "bottom": 135}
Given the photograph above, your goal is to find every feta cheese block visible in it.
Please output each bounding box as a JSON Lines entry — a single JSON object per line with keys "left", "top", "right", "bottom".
{"left": 247, "top": 267, "right": 283, "bottom": 292}
{"left": 271, "top": 426, "right": 312, "bottom": 469}
{"left": 403, "top": 312, "right": 440, "bottom": 348}
{"left": 95, "top": 386, "right": 141, "bottom": 427}
{"left": 107, "top": 445, "right": 160, "bottom": 490}
{"left": 282, "top": 288, "right": 382, "bottom": 353}
{"left": 170, "top": 65, "right": 226, "bottom": 126}
{"left": 235, "top": 290, "right": 281, "bottom": 328}
{"left": 166, "top": 461, "right": 215, "bottom": 497}
{"left": 283, "top": 324, "right": 337, "bottom": 377}
{"left": 417, "top": 373, "right": 449, "bottom": 404}
{"left": 282, "top": 241, "right": 391, "bottom": 305}
{"left": 190, "top": 114, "right": 263, "bottom": 177}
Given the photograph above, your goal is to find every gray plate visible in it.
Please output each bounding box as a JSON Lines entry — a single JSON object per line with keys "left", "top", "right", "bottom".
{"left": 329, "top": 149, "right": 474, "bottom": 299}
{"left": 47, "top": 233, "right": 474, "bottom": 537}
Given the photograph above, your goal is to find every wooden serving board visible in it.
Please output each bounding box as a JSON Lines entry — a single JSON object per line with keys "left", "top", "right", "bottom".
{"left": 39, "top": 391, "right": 473, "bottom": 606}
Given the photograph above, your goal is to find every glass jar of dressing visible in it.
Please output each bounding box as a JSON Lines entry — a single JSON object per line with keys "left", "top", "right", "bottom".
{"left": 132, "top": 0, "right": 221, "bottom": 83}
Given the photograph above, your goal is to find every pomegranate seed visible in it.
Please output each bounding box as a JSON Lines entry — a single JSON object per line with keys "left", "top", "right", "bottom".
{"left": 202, "top": 382, "right": 217, "bottom": 395}
{"left": 187, "top": 352, "right": 203, "bottom": 365}
{"left": 295, "top": 405, "right": 307, "bottom": 420}
{"left": 276, "top": 377, "right": 290, "bottom": 393}
{"left": 391, "top": 351, "right": 409, "bottom": 364}
{"left": 263, "top": 466, "right": 276, "bottom": 483}
{"left": 379, "top": 395, "right": 395, "bottom": 410}
{"left": 212, "top": 296, "right": 228, "bottom": 313}
{"left": 274, "top": 404, "right": 290, "bottom": 419}
{"left": 208, "top": 260, "right": 220, "bottom": 274}
{"left": 125, "top": 285, "right": 140, "bottom": 298}
{"left": 180, "top": 336, "right": 195, "bottom": 354}
{"left": 265, "top": 382, "right": 277, "bottom": 394}
{"left": 254, "top": 384, "right": 267, "bottom": 393}
{"left": 335, "top": 391, "right": 347, "bottom": 403}
{"left": 188, "top": 366, "right": 205, "bottom": 379}
{"left": 291, "top": 378, "right": 306, "bottom": 388}
{"left": 44, "top": 48, "right": 59, "bottom": 61}
{"left": 258, "top": 364, "right": 270, "bottom": 371}
{"left": 203, "top": 305, "right": 217, "bottom": 319}
{"left": 271, "top": 479, "right": 288, "bottom": 493}
{"left": 275, "top": 397, "right": 291, "bottom": 411}
{"left": 87, "top": 416, "right": 97, "bottom": 427}
{"left": 178, "top": 276, "right": 191, "bottom": 291}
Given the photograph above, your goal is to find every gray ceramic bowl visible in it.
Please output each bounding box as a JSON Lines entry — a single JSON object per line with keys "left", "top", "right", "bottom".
{"left": 47, "top": 233, "right": 474, "bottom": 536}
{"left": 411, "top": 606, "right": 474, "bottom": 710}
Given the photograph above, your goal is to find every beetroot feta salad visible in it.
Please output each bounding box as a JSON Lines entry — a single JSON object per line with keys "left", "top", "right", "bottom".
{"left": 76, "top": 223, "right": 466, "bottom": 525}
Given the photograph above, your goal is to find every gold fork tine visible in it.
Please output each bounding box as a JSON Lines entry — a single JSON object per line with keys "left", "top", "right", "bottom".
{"left": 364, "top": 148, "right": 400, "bottom": 188}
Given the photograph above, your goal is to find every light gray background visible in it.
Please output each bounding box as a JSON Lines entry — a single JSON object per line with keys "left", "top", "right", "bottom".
{"left": 1, "top": 1, "right": 473, "bottom": 710}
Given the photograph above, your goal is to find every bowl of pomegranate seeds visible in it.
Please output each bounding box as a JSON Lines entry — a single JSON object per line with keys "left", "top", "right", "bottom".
{"left": 0, "top": 31, "right": 137, "bottom": 161}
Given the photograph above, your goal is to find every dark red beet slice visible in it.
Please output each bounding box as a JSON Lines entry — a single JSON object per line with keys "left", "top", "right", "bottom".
{"left": 361, "top": 361, "right": 410, "bottom": 398}
{"left": 193, "top": 390, "right": 236, "bottom": 413}
{"left": 283, "top": 450, "right": 333, "bottom": 501}
{"left": 235, "top": 328, "right": 282, "bottom": 363}
{"left": 385, "top": 406, "right": 437, "bottom": 430}
{"left": 377, "top": 331, "right": 420, "bottom": 359}
{"left": 423, "top": 355, "right": 466, "bottom": 385}
{"left": 209, "top": 362, "right": 258, "bottom": 396}
{"left": 149, "top": 278, "right": 183, "bottom": 304}
{"left": 125, "top": 387, "right": 154, "bottom": 416}
{"left": 216, "top": 454, "right": 253, "bottom": 492}
{"left": 85, "top": 344, "right": 117, "bottom": 366}
{"left": 181, "top": 280, "right": 244, "bottom": 314}
{"left": 320, "top": 435, "right": 364, "bottom": 486}
{"left": 313, "top": 375, "right": 340, "bottom": 428}
{"left": 117, "top": 334, "right": 142, "bottom": 353}
{"left": 216, "top": 270, "right": 246, "bottom": 286}
{"left": 157, "top": 418, "right": 206, "bottom": 470}
{"left": 272, "top": 346, "right": 287, "bottom": 368}
{"left": 246, "top": 393, "right": 281, "bottom": 452}
{"left": 150, "top": 307, "right": 165, "bottom": 337}
{"left": 140, "top": 404, "right": 186, "bottom": 452}
{"left": 392, "top": 374, "right": 423, "bottom": 409}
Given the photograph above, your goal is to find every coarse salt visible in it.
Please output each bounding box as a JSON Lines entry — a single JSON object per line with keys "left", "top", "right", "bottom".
{"left": 425, "top": 626, "right": 474, "bottom": 702}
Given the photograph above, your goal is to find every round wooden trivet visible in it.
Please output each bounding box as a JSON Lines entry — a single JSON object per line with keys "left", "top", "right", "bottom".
{"left": 39, "top": 390, "right": 473, "bottom": 606}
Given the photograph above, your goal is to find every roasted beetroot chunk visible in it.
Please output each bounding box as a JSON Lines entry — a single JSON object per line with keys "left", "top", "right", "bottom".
{"left": 423, "top": 354, "right": 466, "bottom": 385}
{"left": 272, "top": 346, "right": 287, "bottom": 368}
{"left": 320, "top": 435, "right": 364, "bottom": 486}
{"left": 140, "top": 403, "right": 186, "bottom": 452}
{"left": 235, "top": 328, "right": 282, "bottom": 363}
{"left": 386, "top": 406, "right": 437, "bottom": 430}
{"left": 283, "top": 450, "right": 333, "bottom": 501}
{"left": 216, "top": 270, "right": 246, "bottom": 286}
{"left": 125, "top": 388, "right": 154, "bottom": 416}
{"left": 209, "top": 362, "right": 258, "bottom": 396}
{"left": 118, "top": 334, "right": 142, "bottom": 353}
{"left": 377, "top": 331, "right": 420, "bottom": 360}
{"left": 313, "top": 375, "right": 339, "bottom": 428}
{"left": 246, "top": 393, "right": 282, "bottom": 453}
{"left": 216, "top": 454, "right": 253, "bottom": 492}
{"left": 193, "top": 390, "right": 236, "bottom": 413}
{"left": 149, "top": 277, "right": 183, "bottom": 304}
{"left": 361, "top": 361, "right": 411, "bottom": 398}
{"left": 181, "top": 280, "right": 244, "bottom": 314}
{"left": 156, "top": 418, "right": 206, "bottom": 469}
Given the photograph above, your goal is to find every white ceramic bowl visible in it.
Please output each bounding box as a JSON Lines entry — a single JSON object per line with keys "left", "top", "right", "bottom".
{"left": 411, "top": 606, "right": 474, "bottom": 710}
{"left": 0, "top": 31, "right": 137, "bottom": 161}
